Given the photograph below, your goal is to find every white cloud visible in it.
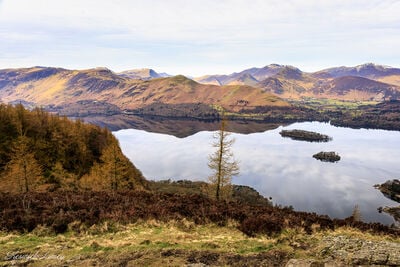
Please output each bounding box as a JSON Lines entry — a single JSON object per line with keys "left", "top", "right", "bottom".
{"left": 0, "top": 0, "right": 399, "bottom": 75}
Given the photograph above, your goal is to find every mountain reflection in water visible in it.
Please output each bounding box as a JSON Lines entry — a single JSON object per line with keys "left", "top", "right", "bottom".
{"left": 114, "top": 120, "right": 400, "bottom": 225}
{"left": 83, "top": 114, "right": 283, "bottom": 137}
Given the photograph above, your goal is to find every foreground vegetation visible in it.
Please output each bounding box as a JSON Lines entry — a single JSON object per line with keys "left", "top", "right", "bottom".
{"left": 0, "top": 190, "right": 399, "bottom": 266}
{"left": 0, "top": 190, "right": 398, "bottom": 237}
{"left": 1, "top": 221, "right": 399, "bottom": 266}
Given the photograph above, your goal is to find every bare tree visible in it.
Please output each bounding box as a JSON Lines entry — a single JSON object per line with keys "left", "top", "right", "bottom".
{"left": 208, "top": 116, "right": 239, "bottom": 201}
{"left": 351, "top": 204, "right": 362, "bottom": 222}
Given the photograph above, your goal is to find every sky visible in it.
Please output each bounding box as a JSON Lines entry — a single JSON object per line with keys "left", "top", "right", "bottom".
{"left": 0, "top": 0, "right": 399, "bottom": 76}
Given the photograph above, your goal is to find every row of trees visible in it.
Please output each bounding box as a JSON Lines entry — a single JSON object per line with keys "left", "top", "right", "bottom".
{"left": 0, "top": 104, "right": 146, "bottom": 193}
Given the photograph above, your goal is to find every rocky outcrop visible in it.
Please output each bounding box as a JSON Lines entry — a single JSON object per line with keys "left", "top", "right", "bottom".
{"left": 286, "top": 235, "right": 400, "bottom": 266}
{"left": 319, "top": 235, "right": 400, "bottom": 266}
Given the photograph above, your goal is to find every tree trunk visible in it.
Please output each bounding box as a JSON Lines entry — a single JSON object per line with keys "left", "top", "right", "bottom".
{"left": 216, "top": 123, "right": 225, "bottom": 201}
{"left": 23, "top": 159, "right": 29, "bottom": 192}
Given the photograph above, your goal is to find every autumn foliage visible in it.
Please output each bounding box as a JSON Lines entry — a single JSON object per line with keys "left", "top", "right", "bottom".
{"left": 0, "top": 104, "right": 146, "bottom": 192}
{"left": 0, "top": 190, "right": 398, "bottom": 237}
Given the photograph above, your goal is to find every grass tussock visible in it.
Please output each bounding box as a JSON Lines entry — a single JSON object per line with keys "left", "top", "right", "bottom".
{"left": 0, "top": 221, "right": 398, "bottom": 267}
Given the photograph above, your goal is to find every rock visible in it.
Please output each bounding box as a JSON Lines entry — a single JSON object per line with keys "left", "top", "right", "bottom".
{"left": 370, "top": 250, "right": 389, "bottom": 265}
{"left": 387, "top": 252, "right": 400, "bottom": 266}
{"left": 285, "top": 259, "right": 344, "bottom": 267}
{"left": 319, "top": 235, "right": 400, "bottom": 266}
{"left": 350, "top": 250, "right": 371, "bottom": 265}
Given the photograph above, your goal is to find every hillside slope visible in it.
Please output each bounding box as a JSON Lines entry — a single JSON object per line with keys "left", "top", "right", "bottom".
{"left": 0, "top": 104, "right": 147, "bottom": 192}
{"left": 0, "top": 67, "right": 289, "bottom": 113}
{"left": 196, "top": 63, "right": 400, "bottom": 101}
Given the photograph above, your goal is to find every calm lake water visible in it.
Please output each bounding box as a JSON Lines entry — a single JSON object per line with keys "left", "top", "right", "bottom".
{"left": 114, "top": 121, "right": 400, "bottom": 225}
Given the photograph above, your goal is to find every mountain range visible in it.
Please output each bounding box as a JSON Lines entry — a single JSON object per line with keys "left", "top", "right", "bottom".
{"left": 0, "top": 63, "right": 400, "bottom": 117}
{"left": 194, "top": 63, "right": 400, "bottom": 101}
{"left": 0, "top": 67, "right": 288, "bottom": 116}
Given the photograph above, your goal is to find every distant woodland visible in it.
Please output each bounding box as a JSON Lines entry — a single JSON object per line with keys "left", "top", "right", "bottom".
{"left": 0, "top": 104, "right": 147, "bottom": 192}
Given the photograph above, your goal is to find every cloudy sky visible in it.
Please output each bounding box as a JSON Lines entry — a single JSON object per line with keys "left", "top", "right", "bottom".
{"left": 0, "top": 0, "right": 399, "bottom": 76}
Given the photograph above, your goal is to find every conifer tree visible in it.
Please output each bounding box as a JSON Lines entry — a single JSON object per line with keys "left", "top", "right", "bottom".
{"left": 351, "top": 204, "right": 362, "bottom": 222}
{"left": 4, "top": 136, "right": 42, "bottom": 192}
{"left": 208, "top": 116, "right": 239, "bottom": 201}
{"left": 101, "top": 139, "right": 127, "bottom": 190}
{"left": 80, "top": 138, "right": 138, "bottom": 191}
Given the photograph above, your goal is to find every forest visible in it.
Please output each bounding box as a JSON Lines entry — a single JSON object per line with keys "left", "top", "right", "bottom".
{"left": 0, "top": 104, "right": 146, "bottom": 193}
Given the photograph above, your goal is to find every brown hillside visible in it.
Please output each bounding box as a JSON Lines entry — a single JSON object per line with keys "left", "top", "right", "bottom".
{"left": 257, "top": 73, "right": 400, "bottom": 101}
{"left": 0, "top": 68, "right": 290, "bottom": 113}
{"left": 314, "top": 76, "right": 400, "bottom": 101}
{"left": 195, "top": 63, "right": 400, "bottom": 102}
{"left": 377, "top": 75, "right": 400, "bottom": 87}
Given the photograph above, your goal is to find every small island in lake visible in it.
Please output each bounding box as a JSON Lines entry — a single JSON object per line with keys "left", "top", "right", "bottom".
{"left": 280, "top": 129, "right": 332, "bottom": 142}
{"left": 375, "top": 179, "right": 400, "bottom": 223}
{"left": 375, "top": 179, "right": 400, "bottom": 203}
{"left": 313, "top": 151, "right": 341, "bottom": 162}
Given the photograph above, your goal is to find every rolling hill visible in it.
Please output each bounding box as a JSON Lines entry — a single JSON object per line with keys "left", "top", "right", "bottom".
{"left": 0, "top": 67, "right": 289, "bottom": 115}
{"left": 1, "top": 63, "right": 400, "bottom": 119}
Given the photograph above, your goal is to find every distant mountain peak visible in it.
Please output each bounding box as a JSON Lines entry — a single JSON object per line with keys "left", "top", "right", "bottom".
{"left": 227, "top": 73, "right": 258, "bottom": 86}
{"left": 355, "top": 63, "right": 391, "bottom": 71}
{"left": 93, "top": 67, "right": 112, "bottom": 71}
{"left": 117, "top": 68, "right": 169, "bottom": 80}
{"left": 267, "top": 63, "right": 283, "bottom": 68}
{"left": 321, "top": 63, "right": 400, "bottom": 79}
{"left": 275, "top": 65, "right": 303, "bottom": 80}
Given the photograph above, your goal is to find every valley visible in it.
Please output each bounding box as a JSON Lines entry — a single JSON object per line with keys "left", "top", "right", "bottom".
{"left": 1, "top": 63, "right": 400, "bottom": 266}
{"left": 1, "top": 63, "right": 400, "bottom": 133}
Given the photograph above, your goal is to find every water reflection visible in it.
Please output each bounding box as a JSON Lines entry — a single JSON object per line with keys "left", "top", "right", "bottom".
{"left": 83, "top": 114, "right": 283, "bottom": 137}
{"left": 114, "top": 121, "right": 400, "bottom": 224}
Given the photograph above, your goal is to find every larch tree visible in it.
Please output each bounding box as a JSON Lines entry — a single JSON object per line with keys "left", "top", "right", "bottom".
{"left": 101, "top": 139, "right": 126, "bottom": 190}
{"left": 208, "top": 116, "right": 239, "bottom": 201}
{"left": 3, "top": 136, "right": 42, "bottom": 193}
{"left": 351, "top": 204, "right": 362, "bottom": 222}
{"left": 80, "top": 138, "right": 135, "bottom": 191}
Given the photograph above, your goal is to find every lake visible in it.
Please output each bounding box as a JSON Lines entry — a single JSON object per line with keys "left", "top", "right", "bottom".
{"left": 114, "top": 121, "right": 400, "bottom": 225}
